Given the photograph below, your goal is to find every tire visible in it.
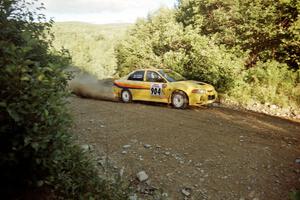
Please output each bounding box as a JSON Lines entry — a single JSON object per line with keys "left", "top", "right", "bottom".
{"left": 171, "top": 91, "right": 188, "bottom": 109}
{"left": 121, "top": 89, "right": 132, "bottom": 103}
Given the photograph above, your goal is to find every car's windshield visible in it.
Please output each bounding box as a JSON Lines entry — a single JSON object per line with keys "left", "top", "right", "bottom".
{"left": 159, "top": 70, "right": 186, "bottom": 82}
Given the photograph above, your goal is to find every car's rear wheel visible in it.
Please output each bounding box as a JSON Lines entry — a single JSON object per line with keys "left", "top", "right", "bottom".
{"left": 121, "top": 89, "right": 132, "bottom": 103}
{"left": 171, "top": 91, "right": 188, "bottom": 109}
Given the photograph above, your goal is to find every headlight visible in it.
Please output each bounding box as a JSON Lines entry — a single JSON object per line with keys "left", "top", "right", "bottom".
{"left": 192, "top": 89, "right": 206, "bottom": 94}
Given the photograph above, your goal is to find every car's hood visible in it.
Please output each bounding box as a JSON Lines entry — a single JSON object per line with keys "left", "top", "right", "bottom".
{"left": 173, "top": 80, "right": 215, "bottom": 91}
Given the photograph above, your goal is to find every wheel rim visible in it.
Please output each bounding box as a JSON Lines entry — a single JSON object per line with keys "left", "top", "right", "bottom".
{"left": 173, "top": 94, "right": 184, "bottom": 108}
{"left": 122, "top": 91, "right": 130, "bottom": 102}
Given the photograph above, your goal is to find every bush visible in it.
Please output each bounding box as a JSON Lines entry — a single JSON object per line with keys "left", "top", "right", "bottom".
{"left": 0, "top": 0, "right": 129, "bottom": 199}
{"left": 0, "top": 0, "right": 71, "bottom": 196}
{"left": 46, "top": 145, "right": 129, "bottom": 200}
{"left": 228, "top": 61, "right": 300, "bottom": 109}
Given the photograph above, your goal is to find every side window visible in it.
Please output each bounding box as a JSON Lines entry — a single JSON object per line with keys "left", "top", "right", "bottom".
{"left": 128, "top": 71, "right": 145, "bottom": 81}
{"left": 146, "top": 71, "right": 165, "bottom": 83}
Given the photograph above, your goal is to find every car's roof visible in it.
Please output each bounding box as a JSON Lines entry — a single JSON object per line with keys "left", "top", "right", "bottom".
{"left": 134, "top": 68, "right": 159, "bottom": 71}
{"left": 133, "top": 68, "right": 170, "bottom": 72}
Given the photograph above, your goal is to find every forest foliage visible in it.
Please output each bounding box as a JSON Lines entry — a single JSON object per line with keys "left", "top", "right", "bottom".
{"left": 49, "top": 1, "right": 300, "bottom": 109}
{"left": 52, "top": 22, "right": 129, "bottom": 78}
{"left": 115, "top": 0, "right": 300, "bottom": 109}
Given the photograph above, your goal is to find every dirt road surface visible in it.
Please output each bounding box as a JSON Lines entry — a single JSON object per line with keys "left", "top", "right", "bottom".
{"left": 69, "top": 96, "right": 300, "bottom": 200}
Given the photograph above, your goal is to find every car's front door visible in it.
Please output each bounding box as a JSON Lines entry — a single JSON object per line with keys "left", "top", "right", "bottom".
{"left": 144, "top": 70, "right": 169, "bottom": 103}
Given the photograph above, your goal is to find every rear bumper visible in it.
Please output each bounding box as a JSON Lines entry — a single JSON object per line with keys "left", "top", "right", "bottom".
{"left": 189, "top": 91, "right": 218, "bottom": 106}
{"left": 112, "top": 86, "right": 121, "bottom": 98}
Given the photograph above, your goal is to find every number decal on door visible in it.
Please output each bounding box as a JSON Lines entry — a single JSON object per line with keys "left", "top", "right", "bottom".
{"left": 150, "top": 84, "right": 162, "bottom": 96}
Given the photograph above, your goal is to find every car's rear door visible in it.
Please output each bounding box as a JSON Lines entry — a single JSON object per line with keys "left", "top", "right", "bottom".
{"left": 123, "top": 70, "right": 149, "bottom": 100}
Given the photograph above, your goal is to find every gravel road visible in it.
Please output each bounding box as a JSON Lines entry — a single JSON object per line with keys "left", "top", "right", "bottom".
{"left": 69, "top": 96, "right": 300, "bottom": 200}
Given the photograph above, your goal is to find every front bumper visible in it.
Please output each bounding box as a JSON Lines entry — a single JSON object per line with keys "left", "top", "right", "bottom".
{"left": 189, "top": 91, "right": 218, "bottom": 106}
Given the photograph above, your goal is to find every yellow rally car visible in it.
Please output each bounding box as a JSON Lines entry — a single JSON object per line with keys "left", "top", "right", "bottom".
{"left": 113, "top": 69, "right": 218, "bottom": 109}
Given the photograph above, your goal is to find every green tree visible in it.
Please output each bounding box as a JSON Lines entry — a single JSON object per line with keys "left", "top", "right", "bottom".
{"left": 115, "top": 8, "right": 243, "bottom": 90}
{"left": 115, "top": 0, "right": 300, "bottom": 109}
{"left": 116, "top": 9, "right": 183, "bottom": 74}
{"left": 176, "top": 0, "right": 300, "bottom": 69}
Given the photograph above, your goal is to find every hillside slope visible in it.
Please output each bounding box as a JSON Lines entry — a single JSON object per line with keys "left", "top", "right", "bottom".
{"left": 52, "top": 22, "right": 131, "bottom": 78}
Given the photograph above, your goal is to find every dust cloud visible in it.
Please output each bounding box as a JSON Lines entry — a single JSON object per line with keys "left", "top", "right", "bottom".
{"left": 68, "top": 72, "right": 118, "bottom": 102}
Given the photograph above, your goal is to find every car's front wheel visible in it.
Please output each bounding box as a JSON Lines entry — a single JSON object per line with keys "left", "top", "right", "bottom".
{"left": 121, "top": 89, "right": 132, "bottom": 103}
{"left": 171, "top": 91, "right": 188, "bottom": 109}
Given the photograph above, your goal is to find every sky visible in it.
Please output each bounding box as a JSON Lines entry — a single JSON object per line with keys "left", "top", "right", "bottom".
{"left": 42, "top": 0, "right": 177, "bottom": 24}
